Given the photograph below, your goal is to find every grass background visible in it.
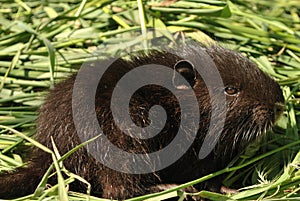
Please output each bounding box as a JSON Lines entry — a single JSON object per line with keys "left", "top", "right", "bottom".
{"left": 0, "top": 0, "right": 300, "bottom": 200}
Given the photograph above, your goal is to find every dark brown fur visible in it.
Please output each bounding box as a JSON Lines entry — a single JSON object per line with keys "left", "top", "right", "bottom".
{"left": 0, "top": 43, "right": 284, "bottom": 199}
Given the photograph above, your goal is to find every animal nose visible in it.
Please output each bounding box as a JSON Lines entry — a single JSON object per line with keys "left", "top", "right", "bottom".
{"left": 274, "top": 102, "right": 285, "bottom": 121}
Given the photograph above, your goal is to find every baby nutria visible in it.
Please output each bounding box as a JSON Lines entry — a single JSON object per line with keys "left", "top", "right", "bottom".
{"left": 0, "top": 42, "right": 284, "bottom": 200}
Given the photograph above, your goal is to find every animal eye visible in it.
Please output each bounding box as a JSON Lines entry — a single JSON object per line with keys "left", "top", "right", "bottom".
{"left": 225, "top": 86, "right": 239, "bottom": 95}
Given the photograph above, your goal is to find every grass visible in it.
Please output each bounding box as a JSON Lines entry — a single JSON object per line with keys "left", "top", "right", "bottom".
{"left": 0, "top": 0, "right": 300, "bottom": 200}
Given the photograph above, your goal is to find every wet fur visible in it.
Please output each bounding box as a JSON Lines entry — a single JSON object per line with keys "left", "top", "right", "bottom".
{"left": 0, "top": 43, "right": 284, "bottom": 199}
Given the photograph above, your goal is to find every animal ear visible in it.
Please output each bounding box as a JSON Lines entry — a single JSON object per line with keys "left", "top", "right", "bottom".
{"left": 172, "top": 60, "right": 196, "bottom": 89}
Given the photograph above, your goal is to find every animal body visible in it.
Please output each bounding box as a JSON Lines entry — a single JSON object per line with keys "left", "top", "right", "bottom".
{"left": 0, "top": 42, "right": 284, "bottom": 199}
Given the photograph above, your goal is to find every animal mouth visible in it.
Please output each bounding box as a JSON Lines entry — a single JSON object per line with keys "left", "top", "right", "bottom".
{"left": 229, "top": 106, "right": 279, "bottom": 150}
{"left": 244, "top": 101, "right": 284, "bottom": 143}
{"left": 253, "top": 102, "right": 284, "bottom": 127}
{"left": 236, "top": 116, "right": 270, "bottom": 144}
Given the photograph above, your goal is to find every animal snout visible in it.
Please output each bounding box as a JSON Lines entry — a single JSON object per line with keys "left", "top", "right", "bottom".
{"left": 252, "top": 102, "right": 284, "bottom": 125}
